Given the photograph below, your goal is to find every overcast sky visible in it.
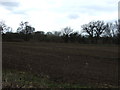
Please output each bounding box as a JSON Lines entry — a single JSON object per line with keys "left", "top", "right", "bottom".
{"left": 0, "top": 0, "right": 119, "bottom": 33}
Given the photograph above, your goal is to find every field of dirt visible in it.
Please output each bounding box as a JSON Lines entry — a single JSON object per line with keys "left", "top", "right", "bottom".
{"left": 2, "top": 42, "right": 120, "bottom": 87}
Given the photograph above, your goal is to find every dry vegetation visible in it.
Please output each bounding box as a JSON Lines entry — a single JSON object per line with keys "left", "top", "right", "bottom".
{"left": 2, "top": 42, "right": 120, "bottom": 88}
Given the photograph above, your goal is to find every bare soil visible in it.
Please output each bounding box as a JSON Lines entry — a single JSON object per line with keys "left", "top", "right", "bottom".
{"left": 2, "top": 42, "right": 120, "bottom": 87}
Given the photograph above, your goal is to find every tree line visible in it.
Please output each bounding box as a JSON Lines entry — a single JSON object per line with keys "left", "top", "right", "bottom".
{"left": 0, "top": 20, "right": 120, "bottom": 44}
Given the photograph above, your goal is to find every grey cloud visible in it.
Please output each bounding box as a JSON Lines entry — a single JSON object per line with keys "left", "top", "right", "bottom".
{"left": 81, "top": 5, "right": 116, "bottom": 12}
{"left": 12, "top": 8, "right": 41, "bottom": 15}
{"left": 0, "top": 0, "right": 20, "bottom": 11}
{"left": 0, "top": 1, "right": 19, "bottom": 7}
{"left": 0, "top": 0, "right": 26, "bottom": 15}
{"left": 68, "top": 14, "right": 79, "bottom": 19}
{"left": 12, "top": 10, "right": 27, "bottom": 15}
{"left": 52, "top": 1, "right": 117, "bottom": 16}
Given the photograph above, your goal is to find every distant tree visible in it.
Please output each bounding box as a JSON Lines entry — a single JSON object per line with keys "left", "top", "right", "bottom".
{"left": 17, "top": 21, "right": 35, "bottom": 41}
{"left": 53, "top": 31, "right": 61, "bottom": 36}
{"left": 45, "top": 32, "right": 53, "bottom": 42}
{"left": 94, "top": 21, "right": 107, "bottom": 38}
{"left": 46, "top": 32, "right": 53, "bottom": 36}
{"left": 17, "top": 21, "right": 35, "bottom": 34}
{"left": 0, "top": 21, "right": 8, "bottom": 34}
{"left": 104, "top": 22, "right": 114, "bottom": 37}
{"left": 62, "top": 27, "right": 73, "bottom": 42}
{"left": 115, "top": 20, "right": 120, "bottom": 44}
{"left": 69, "top": 32, "right": 79, "bottom": 42}
{"left": 34, "top": 31, "right": 45, "bottom": 42}
{"left": 17, "top": 21, "right": 24, "bottom": 33}
{"left": 81, "top": 20, "right": 107, "bottom": 43}
{"left": 62, "top": 27, "right": 73, "bottom": 35}
{"left": 81, "top": 22, "right": 95, "bottom": 38}
{"left": 7, "top": 27, "right": 13, "bottom": 33}
{"left": 82, "top": 21, "right": 106, "bottom": 37}
{"left": 116, "top": 20, "right": 120, "bottom": 35}
{"left": 51, "top": 31, "right": 62, "bottom": 42}
{"left": 35, "top": 31, "right": 45, "bottom": 35}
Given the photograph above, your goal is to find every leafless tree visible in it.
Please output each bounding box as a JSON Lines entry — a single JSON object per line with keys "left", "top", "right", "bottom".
{"left": 53, "top": 31, "right": 61, "bottom": 36}
{"left": 115, "top": 20, "right": 120, "bottom": 36}
{"left": 82, "top": 20, "right": 107, "bottom": 38}
{"left": 0, "top": 21, "right": 7, "bottom": 34}
{"left": 104, "top": 22, "right": 117, "bottom": 37}
{"left": 93, "top": 21, "right": 107, "bottom": 38}
{"left": 61, "top": 27, "right": 73, "bottom": 42}
{"left": 62, "top": 27, "right": 73, "bottom": 35}
{"left": 81, "top": 22, "right": 95, "bottom": 38}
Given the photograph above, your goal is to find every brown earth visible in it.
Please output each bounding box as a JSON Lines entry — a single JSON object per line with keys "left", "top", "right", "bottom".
{"left": 2, "top": 42, "right": 120, "bottom": 87}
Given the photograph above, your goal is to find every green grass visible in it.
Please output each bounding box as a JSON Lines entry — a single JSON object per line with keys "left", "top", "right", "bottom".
{"left": 2, "top": 69, "right": 89, "bottom": 88}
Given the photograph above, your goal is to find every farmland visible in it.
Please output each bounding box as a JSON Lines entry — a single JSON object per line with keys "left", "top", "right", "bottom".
{"left": 2, "top": 42, "right": 119, "bottom": 88}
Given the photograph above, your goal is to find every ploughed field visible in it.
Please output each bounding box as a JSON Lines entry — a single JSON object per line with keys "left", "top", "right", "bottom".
{"left": 2, "top": 42, "right": 119, "bottom": 87}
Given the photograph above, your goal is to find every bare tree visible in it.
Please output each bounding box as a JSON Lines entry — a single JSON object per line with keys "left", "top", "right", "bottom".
{"left": 0, "top": 21, "right": 7, "bottom": 34}
{"left": 115, "top": 19, "right": 120, "bottom": 44}
{"left": 53, "top": 31, "right": 61, "bottom": 36}
{"left": 82, "top": 21, "right": 107, "bottom": 38}
{"left": 62, "top": 27, "right": 73, "bottom": 35}
{"left": 81, "top": 20, "right": 107, "bottom": 43}
{"left": 93, "top": 21, "right": 107, "bottom": 38}
{"left": 104, "top": 22, "right": 116, "bottom": 37}
{"left": 115, "top": 20, "right": 120, "bottom": 36}
{"left": 81, "top": 22, "right": 95, "bottom": 38}
{"left": 46, "top": 32, "right": 53, "bottom": 36}
{"left": 62, "top": 27, "right": 73, "bottom": 42}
